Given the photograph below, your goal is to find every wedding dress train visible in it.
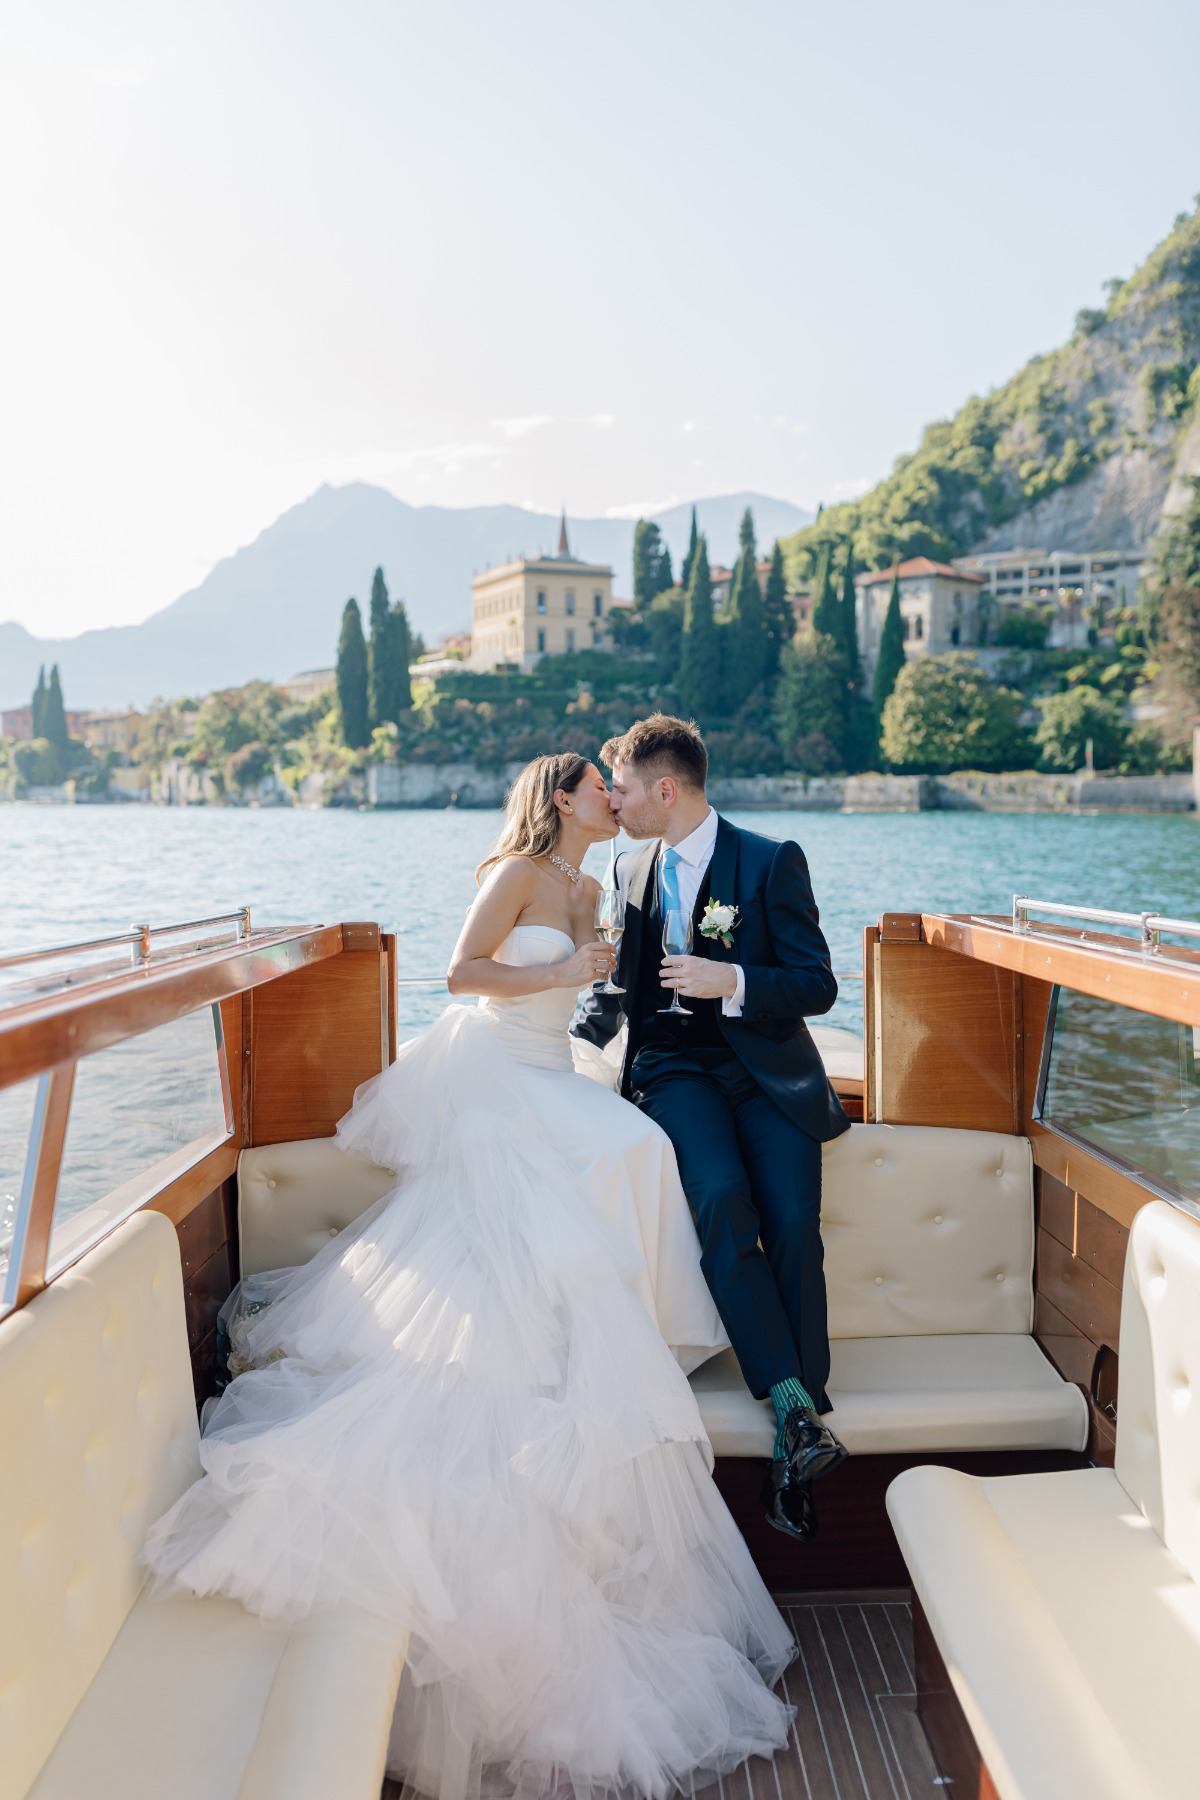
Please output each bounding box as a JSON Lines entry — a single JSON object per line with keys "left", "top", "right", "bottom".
{"left": 141, "top": 926, "right": 795, "bottom": 1800}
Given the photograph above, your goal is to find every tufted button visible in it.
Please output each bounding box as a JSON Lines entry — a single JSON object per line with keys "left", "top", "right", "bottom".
{"left": 267, "top": 1178, "right": 277, "bottom": 1190}
{"left": 995, "top": 1272, "right": 1005, "bottom": 1282}
{"left": 873, "top": 1157, "right": 883, "bottom": 1168}
{"left": 328, "top": 1226, "right": 339, "bottom": 1238}
{"left": 995, "top": 1167, "right": 1004, "bottom": 1177}
{"left": 934, "top": 1214, "right": 943, "bottom": 1224}
{"left": 874, "top": 1275, "right": 884, "bottom": 1286}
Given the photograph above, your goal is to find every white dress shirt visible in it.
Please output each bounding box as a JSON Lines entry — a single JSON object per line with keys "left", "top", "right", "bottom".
{"left": 658, "top": 807, "right": 746, "bottom": 1017}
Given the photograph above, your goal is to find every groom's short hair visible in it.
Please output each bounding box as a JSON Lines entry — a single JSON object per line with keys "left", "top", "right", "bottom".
{"left": 601, "top": 714, "right": 707, "bottom": 792}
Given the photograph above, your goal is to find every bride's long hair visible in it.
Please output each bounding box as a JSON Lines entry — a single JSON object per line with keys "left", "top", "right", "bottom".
{"left": 476, "top": 751, "right": 590, "bottom": 883}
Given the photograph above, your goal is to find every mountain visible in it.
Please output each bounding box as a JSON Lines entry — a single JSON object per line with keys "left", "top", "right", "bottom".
{"left": 780, "top": 200, "right": 1200, "bottom": 579}
{"left": 0, "top": 489, "right": 811, "bottom": 710}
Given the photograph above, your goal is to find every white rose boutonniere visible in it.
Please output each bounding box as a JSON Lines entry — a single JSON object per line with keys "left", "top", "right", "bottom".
{"left": 699, "top": 898, "right": 739, "bottom": 949}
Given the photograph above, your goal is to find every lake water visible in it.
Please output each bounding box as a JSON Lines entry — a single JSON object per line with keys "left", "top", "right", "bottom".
{"left": 2, "top": 804, "right": 1198, "bottom": 1264}
{"left": 3, "top": 804, "right": 1199, "bottom": 1038}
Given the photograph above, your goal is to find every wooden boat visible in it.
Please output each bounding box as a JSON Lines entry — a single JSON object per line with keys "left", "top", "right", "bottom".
{"left": 2, "top": 896, "right": 1198, "bottom": 1798}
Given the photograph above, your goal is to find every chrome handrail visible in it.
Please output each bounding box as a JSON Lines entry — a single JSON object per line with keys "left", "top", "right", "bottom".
{"left": 1012, "top": 896, "right": 1200, "bottom": 955}
{"left": 396, "top": 969, "right": 866, "bottom": 987}
{"left": 0, "top": 908, "right": 252, "bottom": 973}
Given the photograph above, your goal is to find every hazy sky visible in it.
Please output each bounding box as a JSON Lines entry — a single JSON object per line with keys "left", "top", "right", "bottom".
{"left": 4, "top": 0, "right": 1200, "bottom": 640}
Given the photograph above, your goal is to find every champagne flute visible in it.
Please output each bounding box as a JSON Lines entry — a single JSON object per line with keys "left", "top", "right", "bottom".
{"left": 658, "top": 908, "right": 693, "bottom": 1016}
{"left": 594, "top": 886, "right": 626, "bottom": 994}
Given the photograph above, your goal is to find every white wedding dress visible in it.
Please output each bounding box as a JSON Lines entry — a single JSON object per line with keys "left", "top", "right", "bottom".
{"left": 141, "top": 925, "right": 795, "bottom": 1800}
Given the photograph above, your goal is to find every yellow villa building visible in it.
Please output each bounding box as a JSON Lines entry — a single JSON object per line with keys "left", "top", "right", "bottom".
{"left": 470, "top": 512, "right": 615, "bottom": 672}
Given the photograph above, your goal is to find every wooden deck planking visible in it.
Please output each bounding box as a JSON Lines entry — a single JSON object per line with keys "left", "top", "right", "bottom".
{"left": 381, "top": 1596, "right": 938, "bottom": 1800}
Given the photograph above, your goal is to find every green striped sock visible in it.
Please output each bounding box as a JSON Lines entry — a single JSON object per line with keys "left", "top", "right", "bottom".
{"left": 770, "top": 1376, "right": 816, "bottom": 1460}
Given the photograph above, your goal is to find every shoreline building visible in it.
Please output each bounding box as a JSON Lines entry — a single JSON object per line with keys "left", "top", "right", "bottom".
{"left": 470, "top": 512, "right": 614, "bottom": 672}
{"left": 855, "top": 559, "right": 987, "bottom": 679}
{"left": 952, "top": 546, "right": 1145, "bottom": 649}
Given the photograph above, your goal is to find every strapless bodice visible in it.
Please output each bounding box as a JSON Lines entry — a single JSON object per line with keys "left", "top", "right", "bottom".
{"left": 478, "top": 925, "right": 579, "bottom": 1071}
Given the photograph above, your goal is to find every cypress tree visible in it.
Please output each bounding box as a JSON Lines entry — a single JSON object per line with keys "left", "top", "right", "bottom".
{"left": 810, "top": 548, "right": 840, "bottom": 638}
{"left": 632, "top": 520, "right": 664, "bottom": 608}
{"left": 656, "top": 541, "right": 674, "bottom": 595}
{"left": 681, "top": 506, "right": 700, "bottom": 590}
{"left": 838, "top": 541, "right": 862, "bottom": 686}
{"left": 368, "top": 567, "right": 391, "bottom": 728}
{"left": 679, "top": 538, "right": 721, "bottom": 718}
{"left": 723, "top": 545, "right": 770, "bottom": 709}
{"left": 739, "top": 505, "right": 756, "bottom": 559}
{"left": 872, "top": 573, "right": 907, "bottom": 719}
{"left": 390, "top": 600, "right": 414, "bottom": 713}
{"left": 32, "top": 666, "right": 47, "bottom": 738}
{"left": 763, "top": 541, "right": 793, "bottom": 677}
{"left": 44, "top": 665, "right": 68, "bottom": 749}
{"left": 336, "top": 598, "right": 370, "bottom": 748}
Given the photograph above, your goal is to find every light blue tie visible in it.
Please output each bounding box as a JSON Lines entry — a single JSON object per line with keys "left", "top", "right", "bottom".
{"left": 660, "top": 846, "right": 682, "bottom": 920}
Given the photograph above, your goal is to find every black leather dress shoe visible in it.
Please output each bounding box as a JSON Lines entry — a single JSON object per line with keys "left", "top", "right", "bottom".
{"left": 782, "top": 1405, "right": 848, "bottom": 1484}
{"left": 760, "top": 1460, "right": 817, "bottom": 1541}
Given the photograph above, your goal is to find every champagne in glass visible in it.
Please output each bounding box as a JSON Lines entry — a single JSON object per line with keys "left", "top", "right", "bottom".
{"left": 658, "top": 908, "right": 693, "bottom": 1016}
{"left": 594, "top": 886, "right": 626, "bottom": 994}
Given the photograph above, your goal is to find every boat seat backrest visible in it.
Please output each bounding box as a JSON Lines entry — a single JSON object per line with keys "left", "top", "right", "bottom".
{"left": 822, "top": 1124, "right": 1034, "bottom": 1338}
{"left": 240, "top": 1122, "right": 1035, "bottom": 1339}
{"left": 0, "top": 1213, "right": 200, "bottom": 1800}
{"left": 1115, "top": 1198, "right": 1200, "bottom": 1583}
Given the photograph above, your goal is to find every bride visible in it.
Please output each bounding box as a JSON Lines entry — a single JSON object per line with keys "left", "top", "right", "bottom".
{"left": 141, "top": 751, "right": 797, "bottom": 1800}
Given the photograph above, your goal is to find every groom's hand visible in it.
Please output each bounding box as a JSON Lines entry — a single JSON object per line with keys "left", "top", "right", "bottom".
{"left": 660, "top": 956, "right": 738, "bottom": 999}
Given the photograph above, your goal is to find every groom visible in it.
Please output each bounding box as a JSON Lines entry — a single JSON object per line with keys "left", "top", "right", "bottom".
{"left": 574, "top": 713, "right": 851, "bottom": 1542}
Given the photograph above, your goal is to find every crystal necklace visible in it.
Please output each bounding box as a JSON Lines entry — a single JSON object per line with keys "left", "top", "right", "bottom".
{"left": 549, "top": 852, "right": 581, "bottom": 884}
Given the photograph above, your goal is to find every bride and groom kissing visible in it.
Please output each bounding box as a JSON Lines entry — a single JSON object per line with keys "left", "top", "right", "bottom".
{"left": 141, "top": 711, "right": 852, "bottom": 1800}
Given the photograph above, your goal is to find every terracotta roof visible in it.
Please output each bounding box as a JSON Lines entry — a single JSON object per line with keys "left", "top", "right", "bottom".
{"left": 857, "top": 557, "right": 986, "bottom": 587}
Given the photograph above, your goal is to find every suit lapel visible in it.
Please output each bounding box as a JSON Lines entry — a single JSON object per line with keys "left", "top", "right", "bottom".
{"left": 702, "top": 815, "right": 741, "bottom": 963}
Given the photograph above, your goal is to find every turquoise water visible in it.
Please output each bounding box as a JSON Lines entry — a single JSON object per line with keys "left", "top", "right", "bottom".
{"left": 2, "top": 804, "right": 1198, "bottom": 1039}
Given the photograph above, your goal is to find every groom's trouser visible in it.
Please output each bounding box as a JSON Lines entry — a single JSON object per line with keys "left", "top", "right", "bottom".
{"left": 631, "top": 1043, "right": 829, "bottom": 1411}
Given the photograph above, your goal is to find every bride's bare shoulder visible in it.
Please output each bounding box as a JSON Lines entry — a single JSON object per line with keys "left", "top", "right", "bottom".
{"left": 478, "top": 854, "right": 538, "bottom": 897}
{"left": 580, "top": 873, "right": 602, "bottom": 903}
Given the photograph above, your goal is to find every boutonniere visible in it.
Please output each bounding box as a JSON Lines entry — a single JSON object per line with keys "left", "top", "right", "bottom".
{"left": 699, "top": 898, "right": 739, "bottom": 949}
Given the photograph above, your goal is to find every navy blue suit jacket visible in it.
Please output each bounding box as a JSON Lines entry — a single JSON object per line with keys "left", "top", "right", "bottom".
{"left": 573, "top": 814, "right": 851, "bottom": 1144}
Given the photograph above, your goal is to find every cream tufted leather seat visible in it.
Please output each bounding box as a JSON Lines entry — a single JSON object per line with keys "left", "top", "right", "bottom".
{"left": 0, "top": 1211, "right": 406, "bottom": 1800}
{"left": 888, "top": 1199, "right": 1200, "bottom": 1800}
{"left": 239, "top": 1123, "right": 1087, "bottom": 1458}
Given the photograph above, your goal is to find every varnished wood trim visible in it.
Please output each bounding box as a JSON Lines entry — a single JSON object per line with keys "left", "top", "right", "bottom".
{"left": 922, "top": 913, "right": 1200, "bottom": 1029}
{"left": 880, "top": 912, "right": 923, "bottom": 941}
{"left": 0, "top": 924, "right": 346, "bottom": 1091}
{"left": 341, "top": 921, "right": 381, "bottom": 952}
{"left": 144, "top": 1141, "right": 241, "bottom": 1227}
{"left": 12, "top": 1062, "right": 76, "bottom": 1307}
{"left": 1036, "top": 1228, "right": 1122, "bottom": 1352}
{"left": 1033, "top": 1291, "right": 1099, "bottom": 1392}
{"left": 383, "top": 933, "right": 399, "bottom": 1065}
{"left": 1030, "top": 1125, "right": 1155, "bottom": 1231}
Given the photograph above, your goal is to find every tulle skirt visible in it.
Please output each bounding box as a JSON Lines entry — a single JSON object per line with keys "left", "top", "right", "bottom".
{"left": 141, "top": 1005, "right": 795, "bottom": 1800}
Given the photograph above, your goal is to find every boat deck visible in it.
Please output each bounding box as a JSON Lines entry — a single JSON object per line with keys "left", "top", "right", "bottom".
{"left": 382, "top": 1591, "right": 939, "bottom": 1800}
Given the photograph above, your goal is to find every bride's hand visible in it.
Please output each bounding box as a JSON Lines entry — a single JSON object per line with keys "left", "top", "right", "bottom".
{"left": 556, "top": 940, "right": 618, "bottom": 988}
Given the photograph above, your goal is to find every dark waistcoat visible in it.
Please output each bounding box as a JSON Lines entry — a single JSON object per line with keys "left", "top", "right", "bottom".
{"left": 636, "top": 859, "right": 727, "bottom": 1055}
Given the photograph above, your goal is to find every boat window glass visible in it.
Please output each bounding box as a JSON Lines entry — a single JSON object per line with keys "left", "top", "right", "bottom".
{"left": 0, "top": 1078, "right": 40, "bottom": 1304}
{"left": 1037, "top": 986, "right": 1200, "bottom": 1208}
{"left": 46, "top": 1003, "right": 232, "bottom": 1277}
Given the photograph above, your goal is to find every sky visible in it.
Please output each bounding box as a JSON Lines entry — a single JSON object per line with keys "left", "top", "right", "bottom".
{"left": 3, "top": 0, "right": 1200, "bottom": 641}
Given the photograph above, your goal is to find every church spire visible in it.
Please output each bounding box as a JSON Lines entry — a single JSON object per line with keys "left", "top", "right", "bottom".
{"left": 557, "top": 507, "right": 571, "bottom": 557}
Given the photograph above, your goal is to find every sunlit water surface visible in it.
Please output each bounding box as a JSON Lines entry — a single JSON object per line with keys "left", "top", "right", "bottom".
{"left": 2, "top": 805, "right": 1197, "bottom": 1225}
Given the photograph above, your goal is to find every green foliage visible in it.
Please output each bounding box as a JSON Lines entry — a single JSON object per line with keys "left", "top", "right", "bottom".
{"left": 644, "top": 589, "right": 684, "bottom": 672}
{"left": 226, "top": 741, "right": 275, "bottom": 792}
{"left": 633, "top": 520, "right": 665, "bottom": 608}
{"left": 872, "top": 574, "right": 907, "bottom": 718}
{"left": 780, "top": 200, "right": 1200, "bottom": 581}
{"left": 1034, "top": 685, "right": 1128, "bottom": 771}
{"left": 336, "top": 597, "right": 370, "bottom": 748}
{"left": 739, "top": 506, "right": 756, "bottom": 559}
{"left": 31, "top": 667, "right": 46, "bottom": 738}
{"left": 771, "top": 633, "right": 846, "bottom": 773}
{"left": 837, "top": 542, "right": 861, "bottom": 686}
{"left": 997, "top": 604, "right": 1051, "bottom": 649}
{"left": 368, "top": 568, "right": 391, "bottom": 727}
{"left": 681, "top": 507, "right": 700, "bottom": 591}
{"left": 390, "top": 601, "right": 414, "bottom": 714}
{"left": 11, "top": 737, "right": 65, "bottom": 789}
{"left": 1148, "top": 475, "right": 1200, "bottom": 738}
{"left": 809, "top": 549, "right": 840, "bottom": 637}
{"left": 723, "top": 546, "right": 770, "bottom": 709}
{"left": 762, "top": 541, "right": 792, "bottom": 679}
{"left": 679, "top": 539, "right": 721, "bottom": 719}
{"left": 881, "top": 655, "right": 1026, "bottom": 773}
{"left": 44, "top": 665, "right": 68, "bottom": 750}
